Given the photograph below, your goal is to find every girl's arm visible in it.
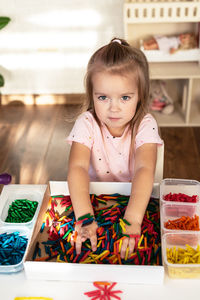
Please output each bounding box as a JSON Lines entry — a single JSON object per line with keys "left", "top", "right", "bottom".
{"left": 120, "top": 143, "right": 157, "bottom": 258}
{"left": 67, "top": 142, "right": 97, "bottom": 254}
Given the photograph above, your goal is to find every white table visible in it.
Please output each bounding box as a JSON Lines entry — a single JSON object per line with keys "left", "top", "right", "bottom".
{"left": 0, "top": 271, "right": 200, "bottom": 300}
{"left": 1, "top": 182, "right": 200, "bottom": 299}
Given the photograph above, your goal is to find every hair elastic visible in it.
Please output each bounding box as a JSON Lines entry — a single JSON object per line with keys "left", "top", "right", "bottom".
{"left": 112, "top": 39, "right": 122, "bottom": 44}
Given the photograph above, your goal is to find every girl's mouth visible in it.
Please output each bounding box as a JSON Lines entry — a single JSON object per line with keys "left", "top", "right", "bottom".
{"left": 108, "top": 117, "right": 121, "bottom": 121}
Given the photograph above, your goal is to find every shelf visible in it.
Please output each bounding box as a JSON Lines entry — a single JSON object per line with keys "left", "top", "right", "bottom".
{"left": 149, "top": 62, "right": 200, "bottom": 80}
{"left": 149, "top": 63, "right": 200, "bottom": 127}
{"left": 151, "top": 100, "right": 200, "bottom": 127}
{"left": 142, "top": 48, "right": 200, "bottom": 63}
{"left": 151, "top": 111, "right": 185, "bottom": 127}
{"left": 151, "top": 102, "right": 185, "bottom": 127}
{"left": 189, "top": 100, "right": 200, "bottom": 126}
{"left": 124, "top": 0, "right": 200, "bottom": 126}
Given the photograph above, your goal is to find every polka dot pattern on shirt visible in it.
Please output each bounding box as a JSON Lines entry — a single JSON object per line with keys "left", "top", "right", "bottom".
{"left": 66, "top": 111, "right": 163, "bottom": 182}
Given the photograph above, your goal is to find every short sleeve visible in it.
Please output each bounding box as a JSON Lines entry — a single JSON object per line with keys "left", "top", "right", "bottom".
{"left": 135, "top": 114, "right": 163, "bottom": 149}
{"left": 66, "top": 112, "right": 94, "bottom": 149}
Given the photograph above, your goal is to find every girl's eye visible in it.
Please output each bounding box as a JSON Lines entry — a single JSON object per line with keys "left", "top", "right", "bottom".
{"left": 98, "top": 96, "right": 107, "bottom": 101}
{"left": 121, "top": 96, "right": 130, "bottom": 101}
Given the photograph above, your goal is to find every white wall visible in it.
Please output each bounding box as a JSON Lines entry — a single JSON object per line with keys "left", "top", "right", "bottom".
{"left": 0, "top": 0, "right": 124, "bottom": 94}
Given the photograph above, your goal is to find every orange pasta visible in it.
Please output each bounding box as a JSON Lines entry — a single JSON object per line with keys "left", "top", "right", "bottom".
{"left": 164, "top": 215, "right": 200, "bottom": 231}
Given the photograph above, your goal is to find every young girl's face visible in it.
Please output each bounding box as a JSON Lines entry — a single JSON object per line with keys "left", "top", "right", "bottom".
{"left": 92, "top": 71, "right": 139, "bottom": 137}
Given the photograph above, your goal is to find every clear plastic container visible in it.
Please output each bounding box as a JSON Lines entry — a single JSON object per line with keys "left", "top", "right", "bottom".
{"left": 0, "top": 184, "right": 47, "bottom": 274}
{"left": 0, "top": 191, "right": 42, "bottom": 227}
{"left": 160, "top": 178, "right": 200, "bottom": 206}
{"left": 0, "top": 225, "right": 30, "bottom": 273}
{"left": 162, "top": 232, "right": 200, "bottom": 279}
{"left": 161, "top": 203, "right": 200, "bottom": 234}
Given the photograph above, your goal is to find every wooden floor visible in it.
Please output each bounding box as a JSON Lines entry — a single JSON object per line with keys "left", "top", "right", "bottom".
{"left": 0, "top": 103, "right": 200, "bottom": 191}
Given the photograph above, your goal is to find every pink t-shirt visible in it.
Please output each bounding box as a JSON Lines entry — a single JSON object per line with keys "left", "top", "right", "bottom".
{"left": 67, "top": 111, "right": 163, "bottom": 182}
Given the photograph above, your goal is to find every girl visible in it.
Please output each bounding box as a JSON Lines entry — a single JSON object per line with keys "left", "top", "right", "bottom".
{"left": 67, "top": 38, "right": 163, "bottom": 259}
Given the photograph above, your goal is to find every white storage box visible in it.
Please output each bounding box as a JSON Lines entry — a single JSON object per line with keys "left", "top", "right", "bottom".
{"left": 24, "top": 181, "right": 164, "bottom": 284}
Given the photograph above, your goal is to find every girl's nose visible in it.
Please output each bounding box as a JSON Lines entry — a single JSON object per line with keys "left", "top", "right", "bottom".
{"left": 109, "top": 99, "right": 120, "bottom": 111}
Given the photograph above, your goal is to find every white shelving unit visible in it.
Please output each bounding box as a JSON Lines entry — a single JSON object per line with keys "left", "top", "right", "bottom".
{"left": 124, "top": 0, "right": 200, "bottom": 126}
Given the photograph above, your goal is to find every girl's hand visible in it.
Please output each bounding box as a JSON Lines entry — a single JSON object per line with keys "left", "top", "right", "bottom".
{"left": 71, "top": 221, "right": 98, "bottom": 255}
{"left": 120, "top": 221, "right": 141, "bottom": 259}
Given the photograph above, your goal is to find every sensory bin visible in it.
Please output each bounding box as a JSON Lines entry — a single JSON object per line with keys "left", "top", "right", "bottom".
{"left": 24, "top": 182, "right": 164, "bottom": 284}
{"left": 160, "top": 179, "right": 200, "bottom": 278}
{"left": 30, "top": 193, "right": 162, "bottom": 265}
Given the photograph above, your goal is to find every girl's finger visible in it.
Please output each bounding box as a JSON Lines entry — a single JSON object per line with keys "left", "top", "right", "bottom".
{"left": 75, "top": 234, "right": 82, "bottom": 255}
{"left": 90, "top": 233, "right": 97, "bottom": 252}
{"left": 80, "top": 228, "right": 89, "bottom": 242}
{"left": 120, "top": 238, "right": 129, "bottom": 259}
{"left": 128, "top": 238, "right": 135, "bottom": 257}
